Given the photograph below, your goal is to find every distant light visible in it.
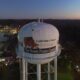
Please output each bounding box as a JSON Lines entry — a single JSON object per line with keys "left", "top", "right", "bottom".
{"left": 10, "top": 29, "right": 17, "bottom": 34}
{"left": 0, "top": 59, "right": 5, "bottom": 62}
{"left": 76, "top": 65, "right": 80, "bottom": 72}
{"left": 5, "top": 63, "right": 8, "bottom": 66}
{"left": 76, "top": 65, "right": 79, "bottom": 69}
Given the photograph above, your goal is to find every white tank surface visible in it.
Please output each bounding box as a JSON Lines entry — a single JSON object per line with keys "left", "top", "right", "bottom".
{"left": 17, "top": 22, "right": 61, "bottom": 64}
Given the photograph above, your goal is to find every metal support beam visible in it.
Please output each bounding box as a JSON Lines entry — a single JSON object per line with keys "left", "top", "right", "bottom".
{"left": 25, "top": 61, "right": 28, "bottom": 80}
{"left": 54, "top": 57, "right": 57, "bottom": 80}
{"left": 37, "top": 64, "right": 41, "bottom": 80}
{"left": 19, "top": 58, "right": 22, "bottom": 80}
{"left": 48, "top": 62, "right": 51, "bottom": 80}
{"left": 22, "top": 59, "right": 26, "bottom": 80}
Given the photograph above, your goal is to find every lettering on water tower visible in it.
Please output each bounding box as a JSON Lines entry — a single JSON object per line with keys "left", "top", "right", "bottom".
{"left": 24, "top": 37, "right": 56, "bottom": 54}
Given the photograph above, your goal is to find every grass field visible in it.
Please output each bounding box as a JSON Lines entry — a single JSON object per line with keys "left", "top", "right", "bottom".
{"left": 58, "top": 72, "right": 73, "bottom": 80}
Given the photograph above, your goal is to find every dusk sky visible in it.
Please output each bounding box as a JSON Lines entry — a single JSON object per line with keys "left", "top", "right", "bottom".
{"left": 0, "top": 0, "right": 80, "bottom": 19}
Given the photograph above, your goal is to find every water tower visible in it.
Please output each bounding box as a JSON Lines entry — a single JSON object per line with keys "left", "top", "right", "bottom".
{"left": 16, "top": 22, "right": 61, "bottom": 80}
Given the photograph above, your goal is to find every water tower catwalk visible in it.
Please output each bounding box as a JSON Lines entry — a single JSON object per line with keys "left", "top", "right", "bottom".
{"left": 16, "top": 22, "right": 61, "bottom": 80}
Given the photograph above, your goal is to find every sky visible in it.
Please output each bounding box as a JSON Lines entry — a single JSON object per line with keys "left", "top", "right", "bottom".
{"left": 0, "top": 0, "right": 80, "bottom": 19}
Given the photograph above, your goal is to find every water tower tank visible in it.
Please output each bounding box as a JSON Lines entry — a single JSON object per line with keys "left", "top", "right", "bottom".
{"left": 17, "top": 22, "right": 60, "bottom": 64}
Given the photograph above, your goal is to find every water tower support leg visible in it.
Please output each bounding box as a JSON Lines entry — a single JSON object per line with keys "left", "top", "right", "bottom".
{"left": 22, "top": 59, "right": 26, "bottom": 80}
{"left": 37, "top": 64, "right": 41, "bottom": 80}
{"left": 19, "top": 59, "right": 22, "bottom": 80}
{"left": 25, "top": 61, "right": 28, "bottom": 80}
{"left": 54, "top": 57, "right": 57, "bottom": 80}
{"left": 48, "top": 62, "right": 51, "bottom": 80}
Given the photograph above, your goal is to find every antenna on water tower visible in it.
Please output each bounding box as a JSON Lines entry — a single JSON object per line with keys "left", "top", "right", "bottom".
{"left": 38, "top": 17, "right": 43, "bottom": 23}
{"left": 38, "top": 18, "right": 40, "bottom": 23}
